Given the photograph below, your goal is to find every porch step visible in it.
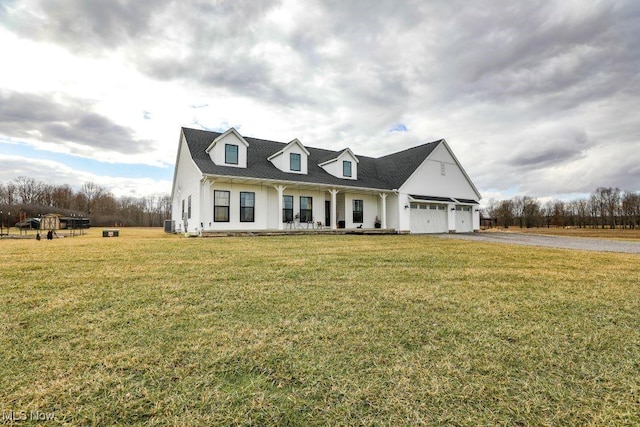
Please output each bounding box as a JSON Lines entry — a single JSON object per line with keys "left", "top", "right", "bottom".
{"left": 199, "top": 228, "right": 398, "bottom": 238}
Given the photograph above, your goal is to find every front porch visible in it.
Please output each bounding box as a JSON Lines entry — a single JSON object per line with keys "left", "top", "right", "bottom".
{"left": 199, "top": 228, "right": 399, "bottom": 237}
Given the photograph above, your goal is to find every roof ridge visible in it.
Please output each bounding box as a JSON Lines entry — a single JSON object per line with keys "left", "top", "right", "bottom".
{"left": 377, "top": 139, "right": 443, "bottom": 159}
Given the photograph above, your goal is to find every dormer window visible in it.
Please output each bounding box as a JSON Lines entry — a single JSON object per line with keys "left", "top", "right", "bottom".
{"left": 343, "top": 161, "right": 352, "bottom": 177}
{"left": 225, "top": 144, "right": 238, "bottom": 165}
{"left": 205, "top": 128, "right": 249, "bottom": 168}
{"left": 319, "top": 148, "right": 359, "bottom": 180}
{"left": 290, "top": 153, "right": 301, "bottom": 171}
{"left": 268, "top": 138, "right": 309, "bottom": 174}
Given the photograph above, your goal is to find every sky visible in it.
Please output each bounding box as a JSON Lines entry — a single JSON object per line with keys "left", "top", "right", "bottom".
{"left": 1, "top": 0, "right": 639, "bottom": 205}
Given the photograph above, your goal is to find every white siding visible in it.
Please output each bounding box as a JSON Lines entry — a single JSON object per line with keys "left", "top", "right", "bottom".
{"left": 397, "top": 193, "right": 411, "bottom": 233}
{"left": 172, "top": 135, "right": 204, "bottom": 233}
{"left": 385, "top": 193, "right": 399, "bottom": 230}
{"left": 202, "top": 184, "right": 327, "bottom": 230}
{"left": 400, "top": 143, "right": 478, "bottom": 201}
{"left": 343, "top": 193, "right": 378, "bottom": 228}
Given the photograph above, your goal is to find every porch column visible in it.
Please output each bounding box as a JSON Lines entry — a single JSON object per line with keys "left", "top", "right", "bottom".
{"left": 379, "top": 192, "right": 387, "bottom": 229}
{"left": 329, "top": 189, "right": 339, "bottom": 229}
{"left": 274, "top": 185, "right": 286, "bottom": 230}
{"left": 203, "top": 178, "right": 214, "bottom": 230}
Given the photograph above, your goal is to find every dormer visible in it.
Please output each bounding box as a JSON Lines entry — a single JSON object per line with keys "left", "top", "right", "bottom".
{"left": 205, "top": 128, "right": 249, "bottom": 168}
{"left": 267, "top": 138, "right": 310, "bottom": 174}
{"left": 319, "top": 148, "right": 359, "bottom": 180}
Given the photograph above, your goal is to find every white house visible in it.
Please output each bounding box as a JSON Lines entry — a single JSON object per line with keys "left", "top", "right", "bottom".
{"left": 171, "top": 127, "right": 481, "bottom": 234}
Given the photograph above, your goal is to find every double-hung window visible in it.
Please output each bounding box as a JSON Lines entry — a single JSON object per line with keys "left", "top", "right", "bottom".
{"left": 283, "top": 195, "right": 293, "bottom": 222}
{"left": 214, "top": 190, "right": 230, "bottom": 222}
{"left": 300, "top": 196, "right": 313, "bottom": 223}
{"left": 343, "top": 160, "right": 352, "bottom": 177}
{"left": 290, "top": 153, "right": 301, "bottom": 171}
{"left": 353, "top": 199, "right": 363, "bottom": 223}
{"left": 225, "top": 144, "right": 238, "bottom": 165}
{"left": 240, "top": 192, "right": 255, "bottom": 222}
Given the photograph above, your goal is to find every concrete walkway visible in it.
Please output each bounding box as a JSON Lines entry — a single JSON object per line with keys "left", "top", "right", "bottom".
{"left": 435, "top": 232, "right": 640, "bottom": 254}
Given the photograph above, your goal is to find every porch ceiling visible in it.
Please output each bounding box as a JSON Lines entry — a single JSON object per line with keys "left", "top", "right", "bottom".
{"left": 202, "top": 174, "right": 393, "bottom": 195}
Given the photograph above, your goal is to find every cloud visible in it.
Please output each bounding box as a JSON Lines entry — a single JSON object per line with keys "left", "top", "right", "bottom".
{"left": 1, "top": 0, "right": 639, "bottom": 201}
{"left": 0, "top": 154, "right": 170, "bottom": 197}
{"left": 508, "top": 127, "right": 590, "bottom": 168}
{"left": 0, "top": 91, "right": 155, "bottom": 155}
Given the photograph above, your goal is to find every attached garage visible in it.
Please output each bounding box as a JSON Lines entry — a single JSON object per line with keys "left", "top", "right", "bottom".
{"left": 455, "top": 206, "right": 473, "bottom": 233}
{"left": 410, "top": 203, "right": 448, "bottom": 233}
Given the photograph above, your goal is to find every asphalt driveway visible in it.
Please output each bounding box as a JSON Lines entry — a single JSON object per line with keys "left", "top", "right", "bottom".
{"left": 435, "top": 232, "right": 640, "bottom": 254}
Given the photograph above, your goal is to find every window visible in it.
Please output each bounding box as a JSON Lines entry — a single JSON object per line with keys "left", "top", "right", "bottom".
{"left": 440, "top": 162, "right": 446, "bottom": 176}
{"left": 225, "top": 144, "right": 238, "bottom": 165}
{"left": 343, "top": 160, "right": 352, "bottom": 177}
{"left": 181, "top": 199, "right": 185, "bottom": 219}
{"left": 187, "top": 195, "right": 192, "bottom": 219}
{"left": 300, "top": 196, "right": 313, "bottom": 223}
{"left": 214, "top": 190, "right": 230, "bottom": 222}
{"left": 240, "top": 192, "right": 255, "bottom": 222}
{"left": 410, "top": 203, "right": 418, "bottom": 209}
{"left": 290, "top": 153, "right": 301, "bottom": 171}
{"left": 353, "top": 199, "right": 363, "bottom": 223}
{"left": 283, "top": 195, "right": 293, "bottom": 222}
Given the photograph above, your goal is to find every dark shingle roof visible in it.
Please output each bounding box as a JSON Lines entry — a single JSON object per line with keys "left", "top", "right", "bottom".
{"left": 181, "top": 127, "right": 441, "bottom": 190}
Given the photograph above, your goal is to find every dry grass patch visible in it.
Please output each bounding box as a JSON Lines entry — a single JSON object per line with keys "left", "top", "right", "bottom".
{"left": 1, "top": 228, "right": 639, "bottom": 425}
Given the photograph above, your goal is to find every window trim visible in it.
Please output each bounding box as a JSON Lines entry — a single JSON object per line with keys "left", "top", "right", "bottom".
{"left": 214, "top": 190, "right": 230, "bottom": 222}
{"left": 300, "top": 196, "right": 313, "bottom": 223}
{"left": 240, "top": 191, "right": 255, "bottom": 223}
{"left": 225, "top": 144, "right": 239, "bottom": 165}
{"left": 343, "top": 160, "right": 352, "bottom": 177}
{"left": 290, "top": 153, "right": 301, "bottom": 172}
{"left": 353, "top": 199, "right": 363, "bottom": 223}
{"left": 283, "top": 195, "right": 293, "bottom": 223}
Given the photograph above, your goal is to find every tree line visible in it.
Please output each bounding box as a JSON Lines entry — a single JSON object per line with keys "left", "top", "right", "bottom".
{"left": 484, "top": 187, "right": 640, "bottom": 229}
{"left": 0, "top": 176, "right": 171, "bottom": 227}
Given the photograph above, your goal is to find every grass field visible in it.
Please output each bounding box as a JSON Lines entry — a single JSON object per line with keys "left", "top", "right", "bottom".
{"left": 1, "top": 228, "right": 639, "bottom": 425}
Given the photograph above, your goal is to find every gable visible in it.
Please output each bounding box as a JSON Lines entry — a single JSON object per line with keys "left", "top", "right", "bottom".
{"left": 205, "top": 128, "right": 249, "bottom": 168}
{"left": 267, "top": 138, "right": 310, "bottom": 174}
{"left": 318, "top": 148, "right": 359, "bottom": 180}
{"left": 399, "top": 141, "right": 481, "bottom": 201}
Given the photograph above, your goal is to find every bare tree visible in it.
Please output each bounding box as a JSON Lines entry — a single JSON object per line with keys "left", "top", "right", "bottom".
{"left": 79, "top": 182, "right": 106, "bottom": 215}
{"left": 622, "top": 191, "right": 640, "bottom": 229}
{"left": 13, "top": 176, "right": 45, "bottom": 205}
{"left": 495, "top": 199, "right": 514, "bottom": 228}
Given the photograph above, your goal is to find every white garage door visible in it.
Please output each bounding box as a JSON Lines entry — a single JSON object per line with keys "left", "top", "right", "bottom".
{"left": 455, "top": 206, "right": 473, "bottom": 232}
{"left": 410, "top": 204, "right": 448, "bottom": 233}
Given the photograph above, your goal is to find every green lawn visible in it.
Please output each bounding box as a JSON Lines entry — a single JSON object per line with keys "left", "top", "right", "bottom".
{"left": 1, "top": 229, "right": 639, "bottom": 425}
